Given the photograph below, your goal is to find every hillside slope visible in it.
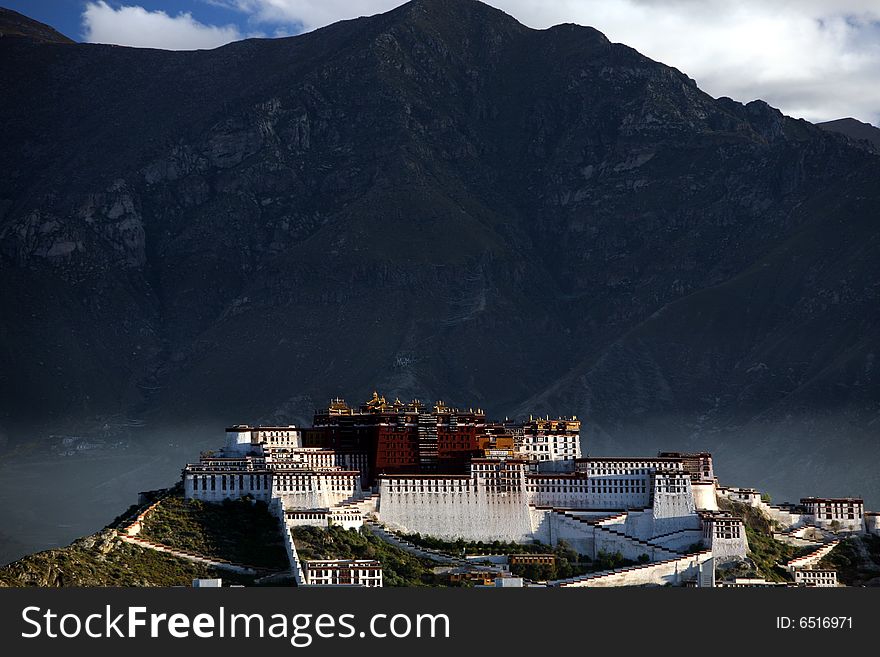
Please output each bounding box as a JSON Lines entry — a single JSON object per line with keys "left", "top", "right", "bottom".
{"left": 0, "top": 530, "right": 242, "bottom": 587}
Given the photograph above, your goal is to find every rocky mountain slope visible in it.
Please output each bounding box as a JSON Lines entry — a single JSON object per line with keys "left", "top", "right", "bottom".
{"left": 0, "top": 529, "right": 237, "bottom": 587}
{"left": 0, "top": 0, "right": 877, "bottom": 503}
{"left": 0, "top": 7, "right": 73, "bottom": 44}
{"left": 818, "top": 118, "right": 880, "bottom": 151}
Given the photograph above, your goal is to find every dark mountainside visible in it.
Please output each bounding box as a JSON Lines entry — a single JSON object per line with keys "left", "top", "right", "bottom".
{"left": 0, "top": 7, "right": 74, "bottom": 44}
{"left": 818, "top": 118, "right": 880, "bottom": 151}
{"left": 1, "top": 0, "right": 878, "bottom": 514}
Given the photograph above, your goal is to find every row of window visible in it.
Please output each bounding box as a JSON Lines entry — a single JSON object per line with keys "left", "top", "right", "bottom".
{"left": 306, "top": 574, "right": 382, "bottom": 587}
{"left": 288, "top": 512, "right": 328, "bottom": 520}
{"left": 714, "top": 529, "right": 742, "bottom": 539}
{"left": 385, "top": 481, "right": 472, "bottom": 492}
{"left": 192, "top": 473, "right": 270, "bottom": 492}
{"left": 275, "top": 478, "right": 356, "bottom": 492}
{"left": 587, "top": 460, "right": 682, "bottom": 468}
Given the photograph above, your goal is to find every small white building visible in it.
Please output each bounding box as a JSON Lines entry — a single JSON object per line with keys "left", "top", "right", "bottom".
{"left": 303, "top": 559, "right": 383, "bottom": 587}
{"left": 865, "top": 512, "right": 880, "bottom": 535}
{"left": 285, "top": 507, "right": 364, "bottom": 530}
{"left": 718, "top": 487, "right": 763, "bottom": 507}
{"left": 252, "top": 426, "right": 302, "bottom": 448}
{"left": 701, "top": 513, "right": 748, "bottom": 561}
{"left": 794, "top": 569, "right": 838, "bottom": 587}
{"left": 184, "top": 455, "right": 274, "bottom": 502}
{"left": 514, "top": 418, "right": 581, "bottom": 468}
{"left": 801, "top": 497, "right": 864, "bottom": 532}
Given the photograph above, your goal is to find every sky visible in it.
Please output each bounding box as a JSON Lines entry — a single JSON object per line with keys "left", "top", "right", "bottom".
{"left": 5, "top": 0, "right": 880, "bottom": 125}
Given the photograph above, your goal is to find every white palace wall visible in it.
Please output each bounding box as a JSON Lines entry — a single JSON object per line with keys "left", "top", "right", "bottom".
{"left": 270, "top": 498, "right": 306, "bottom": 585}
{"left": 378, "top": 477, "right": 535, "bottom": 543}
{"left": 691, "top": 481, "right": 719, "bottom": 511}
{"left": 650, "top": 529, "right": 704, "bottom": 552}
{"left": 529, "top": 509, "right": 592, "bottom": 555}
{"left": 710, "top": 536, "right": 748, "bottom": 561}
{"left": 273, "top": 471, "right": 359, "bottom": 509}
{"left": 623, "top": 510, "right": 655, "bottom": 540}
{"left": 185, "top": 471, "right": 273, "bottom": 502}
{"left": 525, "top": 475, "right": 590, "bottom": 508}
{"left": 377, "top": 463, "right": 707, "bottom": 557}
{"left": 652, "top": 473, "right": 700, "bottom": 535}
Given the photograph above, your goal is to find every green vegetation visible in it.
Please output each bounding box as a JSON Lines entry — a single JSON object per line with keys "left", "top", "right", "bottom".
{"left": 742, "top": 525, "right": 802, "bottom": 582}
{"left": 818, "top": 535, "right": 880, "bottom": 586}
{"left": 510, "top": 547, "right": 633, "bottom": 581}
{"left": 399, "top": 533, "right": 634, "bottom": 580}
{"left": 401, "top": 532, "right": 549, "bottom": 556}
{"left": 291, "top": 526, "right": 437, "bottom": 587}
{"left": 139, "top": 495, "right": 289, "bottom": 570}
{"left": 718, "top": 498, "right": 809, "bottom": 582}
{"left": 0, "top": 531, "right": 252, "bottom": 587}
{"left": 714, "top": 499, "right": 880, "bottom": 586}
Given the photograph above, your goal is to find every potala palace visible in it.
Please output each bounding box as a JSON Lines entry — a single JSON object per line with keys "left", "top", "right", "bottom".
{"left": 179, "top": 393, "right": 879, "bottom": 587}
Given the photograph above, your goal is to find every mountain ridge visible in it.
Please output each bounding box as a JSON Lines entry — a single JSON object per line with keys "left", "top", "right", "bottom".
{"left": 817, "top": 117, "right": 880, "bottom": 151}
{"left": 0, "top": 7, "right": 74, "bottom": 44}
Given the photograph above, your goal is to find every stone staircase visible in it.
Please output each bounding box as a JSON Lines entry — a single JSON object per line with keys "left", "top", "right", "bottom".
{"left": 595, "top": 511, "right": 630, "bottom": 528}
{"left": 549, "top": 549, "right": 713, "bottom": 588}
{"left": 786, "top": 540, "right": 840, "bottom": 572}
{"left": 773, "top": 523, "right": 827, "bottom": 548}
{"left": 553, "top": 509, "right": 683, "bottom": 560}
{"left": 339, "top": 491, "right": 380, "bottom": 514}
{"left": 116, "top": 492, "right": 274, "bottom": 576}
{"left": 117, "top": 533, "right": 268, "bottom": 575}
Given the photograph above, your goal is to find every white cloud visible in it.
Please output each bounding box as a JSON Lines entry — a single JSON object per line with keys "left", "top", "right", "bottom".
{"left": 82, "top": 1, "right": 245, "bottom": 50}
{"left": 488, "top": 0, "right": 880, "bottom": 124}
{"left": 215, "top": 0, "right": 404, "bottom": 33}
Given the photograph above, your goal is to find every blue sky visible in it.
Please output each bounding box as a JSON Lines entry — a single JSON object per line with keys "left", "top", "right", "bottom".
{"left": 3, "top": 1, "right": 287, "bottom": 41}
{"left": 4, "top": 0, "right": 880, "bottom": 125}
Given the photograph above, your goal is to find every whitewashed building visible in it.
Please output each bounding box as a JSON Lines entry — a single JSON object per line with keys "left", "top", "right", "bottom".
{"left": 181, "top": 420, "right": 880, "bottom": 587}
{"left": 700, "top": 513, "right": 748, "bottom": 560}
{"left": 303, "top": 560, "right": 383, "bottom": 587}
{"left": 801, "top": 497, "right": 864, "bottom": 532}
{"left": 794, "top": 569, "right": 838, "bottom": 587}
{"left": 514, "top": 417, "right": 581, "bottom": 469}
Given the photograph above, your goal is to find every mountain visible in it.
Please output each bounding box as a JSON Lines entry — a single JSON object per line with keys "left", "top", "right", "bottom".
{"left": 817, "top": 117, "right": 880, "bottom": 151}
{"left": 0, "top": 7, "right": 74, "bottom": 44}
{"left": 0, "top": 0, "right": 878, "bottom": 507}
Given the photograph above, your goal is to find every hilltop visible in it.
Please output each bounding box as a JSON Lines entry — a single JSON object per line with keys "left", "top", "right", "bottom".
{"left": 0, "top": 7, "right": 74, "bottom": 44}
